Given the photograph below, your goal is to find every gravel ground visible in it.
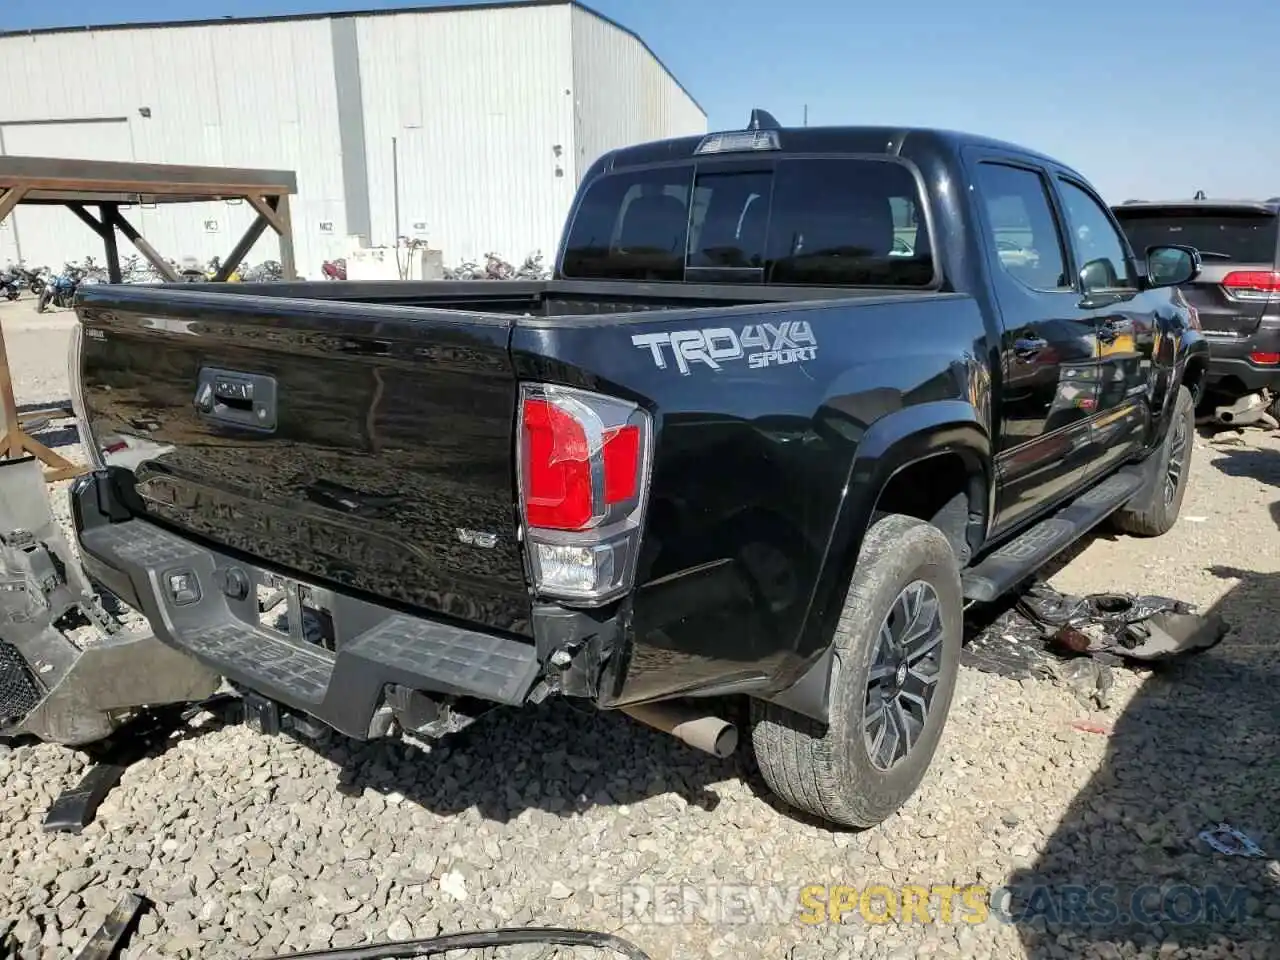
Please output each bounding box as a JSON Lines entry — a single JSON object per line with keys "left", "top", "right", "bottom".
{"left": 2, "top": 296, "right": 1278, "bottom": 959}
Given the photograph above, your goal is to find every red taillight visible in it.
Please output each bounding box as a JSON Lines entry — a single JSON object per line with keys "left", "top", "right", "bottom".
{"left": 522, "top": 397, "right": 592, "bottom": 530}
{"left": 1223, "top": 271, "right": 1280, "bottom": 300}
{"left": 602, "top": 425, "right": 640, "bottom": 504}
{"left": 521, "top": 402, "right": 644, "bottom": 531}
{"left": 1249, "top": 351, "right": 1280, "bottom": 365}
{"left": 518, "top": 384, "right": 652, "bottom": 605}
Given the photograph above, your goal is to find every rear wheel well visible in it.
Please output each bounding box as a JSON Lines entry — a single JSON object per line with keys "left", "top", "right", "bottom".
{"left": 1183, "top": 356, "right": 1208, "bottom": 407}
{"left": 873, "top": 453, "right": 984, "bottom": 566}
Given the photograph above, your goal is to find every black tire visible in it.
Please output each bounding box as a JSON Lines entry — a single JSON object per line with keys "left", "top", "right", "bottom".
{"left": 749, "top": 513, "right": 963, "bottom": 828}
{"left": 1111, "top": 385, "right": 1194, "bottom": 537}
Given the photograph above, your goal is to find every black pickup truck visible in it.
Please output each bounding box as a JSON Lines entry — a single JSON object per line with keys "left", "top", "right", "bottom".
{"left": 67, "top": 112, "right": 1207, "bottom": 828}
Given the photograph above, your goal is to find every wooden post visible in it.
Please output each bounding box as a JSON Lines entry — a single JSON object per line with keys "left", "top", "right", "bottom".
{"left": 0, "top": 322, "right": 83, "bottom": 482}
{"left": 0, "top": 320, "right": 19, "bottom": 460}
{"left": 0, "top": 185, "right": 82, "bottom": 480}
{"left": 274, "top": 194, "right": 298, "bottom": 280}
{"left": 214, "top": 211, "right": 270, "bottom": 281}
{"left": 66, "top": 202, "right": 106, "bottom": 238}
{"left": 100, "top": 203, "right": 122, "bottom": 283}
{"left": 104, "top": 207, "right": 182, "bottom": 282}
{"left": 0, "top": 186, "right": 26, "bottom": 223}
{"left": 245, "top": 194, "right": 287, "bottom": 236}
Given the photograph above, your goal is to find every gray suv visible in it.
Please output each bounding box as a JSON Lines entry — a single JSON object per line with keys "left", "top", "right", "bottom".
{"left": 1114, "top": 198, "right": 1280, "bottom": 406}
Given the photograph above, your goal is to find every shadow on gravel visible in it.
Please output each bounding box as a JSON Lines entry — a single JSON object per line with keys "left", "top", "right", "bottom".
{"left": 1008, "top": 565, "right": 1280, "bottom": 957}
{"left": 1205, "top": 444, "right": 1280, "bottom": 488}
{"left": 291, "top": 698, "right": 736, "bottom": 825}
{"left": 291, "top": 521, "right": 1136, "bottom": 832}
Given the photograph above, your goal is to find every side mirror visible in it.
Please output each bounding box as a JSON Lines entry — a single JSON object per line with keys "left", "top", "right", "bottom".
{"left": 1079, "top": 257, "right": 1117, "bottom": 294}
{"left": 1145, "top": 244, "right": 1200, "bottom": 288}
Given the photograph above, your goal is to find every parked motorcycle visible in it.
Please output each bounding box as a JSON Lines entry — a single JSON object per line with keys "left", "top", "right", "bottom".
{"left": 515, "top": 252, "right": 549, "bottom": 279}
{"left": 0, "top": 265, "right": 21, "bottom": 301}
{"left": 241, "top": 260, "right": 283, "bottom": 282}
{"left": 36, "top": 266, "right": 84, "bottom": 312}
{"left": 29, "top": 267, "right": 49, "bottom": 295}
{"left": 175, "top": 255, "right": 242, "bottom": 282}
{"left": 7, "top": 264, "right": 48, "bottom": 295}
{"left": 442, "top": 251, "right": 548, "bottom": 281}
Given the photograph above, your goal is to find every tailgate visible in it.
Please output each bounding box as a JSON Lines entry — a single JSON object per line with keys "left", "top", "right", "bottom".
{"left": 74, "top": 286, "right": 533, "bottom": 636}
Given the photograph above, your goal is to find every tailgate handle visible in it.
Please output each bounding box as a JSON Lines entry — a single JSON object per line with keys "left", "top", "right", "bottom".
{"left": 195, "top": 367, "right": 278, "bottom": 432}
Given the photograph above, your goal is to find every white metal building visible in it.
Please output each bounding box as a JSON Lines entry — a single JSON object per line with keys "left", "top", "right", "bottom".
{"left": 0, "top": 1, "right": 705, "bottom": 277}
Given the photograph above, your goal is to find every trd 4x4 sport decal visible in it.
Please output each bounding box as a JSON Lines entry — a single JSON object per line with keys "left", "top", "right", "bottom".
{"left": 630, "top": 320, "right": 818, "bottom": 375}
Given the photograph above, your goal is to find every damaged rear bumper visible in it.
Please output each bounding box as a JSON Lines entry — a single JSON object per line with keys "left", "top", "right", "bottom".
{"left": 70, "top": 472, "right": 564, "bottom": 741}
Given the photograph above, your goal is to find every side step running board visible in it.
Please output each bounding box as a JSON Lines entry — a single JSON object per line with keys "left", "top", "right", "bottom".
{"left": 962, "top": 470, "right": 1144, "bottom": 603}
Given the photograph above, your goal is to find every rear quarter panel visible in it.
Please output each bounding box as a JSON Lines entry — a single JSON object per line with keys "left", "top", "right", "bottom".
{"left": 511, "top": 293, "right": 993, "bottom": 706}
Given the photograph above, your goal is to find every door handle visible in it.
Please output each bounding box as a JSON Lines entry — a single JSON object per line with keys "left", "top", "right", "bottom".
{"left": 1014, "top": 336, "right": 1048, "bottom": 358}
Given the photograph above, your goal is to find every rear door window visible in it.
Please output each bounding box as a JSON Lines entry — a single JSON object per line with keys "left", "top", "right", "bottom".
{"left": 1114, "top": 210, "right": 1279, "bottom": 264}
{"left": 973, "top": 162, "right": 1070, "bottom": 291}
{"left": 766, "top": 158, "right": 932, "bottom": 286}
{"left": 561, "top": 167, "right": 693, "bottom": 281}
{"left": 560, "top": 157, "right": 933, "bottom": 287}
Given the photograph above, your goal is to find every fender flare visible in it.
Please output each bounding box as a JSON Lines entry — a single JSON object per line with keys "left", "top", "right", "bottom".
{"left": 1144, "top": 334, "right": 1210, "bottom": 454}
{"left": 1126, "top": 339, "right": 1209, "bottom": 509}
{"left": 762, "top": 400, "right": 991, "bottom": 723}
{"left": 1175, "top": 338, "right": 1210, "bottom": 405}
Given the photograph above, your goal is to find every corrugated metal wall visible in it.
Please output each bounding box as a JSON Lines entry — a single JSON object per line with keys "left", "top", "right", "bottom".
{"left": 356, "top": 4, "right": 579, "bottom": 266}
{"left": 569, "top": 6, "right": 707, "bottom": 183}
{"left": 0, "top": 18, "right": 344, "bottom": 276}
{"left": 0, "top": 2, "right": 705, "bottom": 276}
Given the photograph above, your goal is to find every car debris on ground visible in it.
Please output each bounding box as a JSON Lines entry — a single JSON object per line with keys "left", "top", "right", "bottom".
{"left": 963, "top": 582, "right": 1228, "bottom": 708}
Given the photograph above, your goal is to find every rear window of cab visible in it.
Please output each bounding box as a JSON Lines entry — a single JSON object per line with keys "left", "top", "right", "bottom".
{"left": 561, "top": 157, "right": 934, "bottom": 287}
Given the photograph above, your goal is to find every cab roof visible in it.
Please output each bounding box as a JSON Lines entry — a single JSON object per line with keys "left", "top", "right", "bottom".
{"left": 604, "top": 122, "right": 1078, "bottom": 178}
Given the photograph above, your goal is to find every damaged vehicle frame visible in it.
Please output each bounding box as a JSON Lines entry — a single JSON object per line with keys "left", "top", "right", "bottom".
{"left": 61, "top": 112, "right": 1207, "bottom": 828}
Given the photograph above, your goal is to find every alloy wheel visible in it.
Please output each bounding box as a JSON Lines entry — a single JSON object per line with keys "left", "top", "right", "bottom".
{"left": 864, "top": 580, "right": 945, "bottom": 771}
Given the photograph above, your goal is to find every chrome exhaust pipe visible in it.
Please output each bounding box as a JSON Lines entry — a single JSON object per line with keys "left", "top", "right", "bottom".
{"left": 619, "top": 701, "right": 739, "bottom": 758}
{"left": 1216, "top": 392, "right": 1267, "bottom": 427}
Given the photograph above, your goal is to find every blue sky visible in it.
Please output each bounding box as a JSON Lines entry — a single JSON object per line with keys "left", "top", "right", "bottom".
{"left": 3, "top": 0, "right": 1276, "bottom": 203}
